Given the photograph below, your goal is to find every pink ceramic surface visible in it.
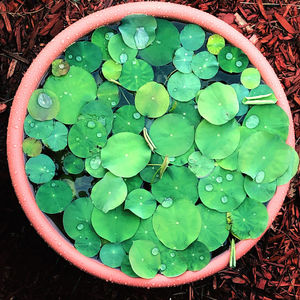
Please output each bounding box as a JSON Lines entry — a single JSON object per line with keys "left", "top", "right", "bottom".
{"left": 7, "top": 2, "right": 295, "bottom": 287}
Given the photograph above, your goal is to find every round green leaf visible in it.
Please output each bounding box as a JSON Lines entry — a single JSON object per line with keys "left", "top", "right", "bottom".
{"left": 119, "top": 14, "right": 157, "bottom": 49}
{"left": 24, "top": 115, "right": 54, "bottom": 139}
{"left": 218, "top": 45, "right": 249, "bottom": 73}
{"left": 229, "top": 197, "right": 268, "bottom": 240}
{"left": 119, "top": 58, "right": 154, "bottom": 91}
{"left": 129, "top": 240, "right": 161, "bottom": 279}
{"left": 149, "top": 114, "right": 194, "bottom": 157}
{"left": 44, "top": 66, "right": 97, "bottom": 124}
{"left": 153, "top": 200, "right": 201, "bottom": 250}
{"left": 125, "top": 189, "right": 156, "bottom": 219}
{"left": 198, "top": 166, "right": 246, "bottom": 212}
{"left": 152, "top": 165, "right": 199, "bottom": 204}
{"left": 97, "top": 81, "right": 120, "bottom": 108}
{"left": 231, "top": 83, "right": 249, "bottom": 117}
{"left": 197, "top": 204, "right": 229, "bottom": 251}
{"left": 100, "top": 243, "right": 126, "bottom": 268}
{"left": 196, "top": 82, "right": 239, "bottom": 125}
{"left": 139, "top": 19, "right": 180, "bottom": 66}
{"left": 167, "top": 72, "right": 201, "bottom": 102}
{"left": 85, "top": 153, "right": 106, "bottom": 178}
{"left": 42, "top": 121, "right": 68, "bottom": 151}
{"left": 65, "top": 41, "right": 102, "bottom": 72}
{"left": 191, "top": 51, "right": 219, "bottom": 79}
{"left": 108, "top": 33, "right": 138, "bottom": 64}
{"left": 22, "top": 137, "right": 42, "bottom": 157}
{"left": 91, "top": 206, "right": 140, "bottom": 243}
{"left": 160, "top": 248, "right": 187, "bottom": 277}
{"left": 173, "top": 47, "right": 193, "bottom": 73}
{"left": 63, "top": 153, "right": 84, "bottom": 175}
{"left": 180, "top": 24, "right": 205, "bottom": 51}
{"left": 188, "top": 151, "right": 215, "bottom": 178}
{"left": 75, "top": 231, "right": 101, "bottom": 257}
{"left": 91, "top": 172, "right": 127, "bottom": 213}
{"left": 172, "top": 101, "right": 201, "bottom": 127}
{"left": 36, "top": 180, "right": 73, "bottom": 214}
{"left": 91, "top": 26, "right": 115, "bottom": 60}
{"left": 135, "top": 81, "right": 169, "bottom": 118}
{"left": 51, "top": 59, "right": 70, "bottom": 77}
{"left": 241, "top": 67, "right": 261, "bottom": 89}
{"left": 101, "top": 132, "right": 151, "bottom": 178}
{"left": 195, "top": 119, "right": 240, "bottom": 159}
{"left": 207, "top": 34, "right": 225, "bottom": 55}
{"left": 102, "top": 59, "right": 122, "bottom": 80}
{"left": 25, "top": 154, "right": 55, "bottom": 184}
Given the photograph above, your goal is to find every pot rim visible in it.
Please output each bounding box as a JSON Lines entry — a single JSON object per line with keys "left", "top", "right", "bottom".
{"left": 7, "top": 1, "right": 295, "bottom": 288}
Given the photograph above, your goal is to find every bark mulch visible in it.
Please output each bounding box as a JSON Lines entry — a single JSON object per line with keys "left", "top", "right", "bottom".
{"left": 0, "top": 1, "right": 299, "bottom": 299}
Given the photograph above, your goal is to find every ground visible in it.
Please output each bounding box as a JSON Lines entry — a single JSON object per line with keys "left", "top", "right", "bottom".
{"left": 0, "top": 0, "right": 299, "bottom": 299}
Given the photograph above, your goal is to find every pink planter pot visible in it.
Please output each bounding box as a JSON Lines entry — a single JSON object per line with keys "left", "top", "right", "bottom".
{"left": 7, "top": 2, "right": 295, "bottom": 288}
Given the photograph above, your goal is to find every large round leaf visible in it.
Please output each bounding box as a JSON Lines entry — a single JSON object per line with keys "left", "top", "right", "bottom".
{"left": 191, "top": 51, "right": 219, "bottom": 79}
{"left": 173, "top": 47, "right": 193, "bottom": 73}
{"left": 180, "top": 24, "right": 205, "bottom": 51}
{"left": 42, "top": 121, "right": 68, "bottom": 152}
{"left": 188, "top": 151, "right": 215, "bottom": 178}
{"left": 100, "top": 243, "right": 126, "bottom": 268}
{"left": 160, "top": 248, "right": 187, "bottom": 277}
{"left": 240, "top": 67, "right": 261, "bottom": 89}
{"left": 24, "top": 115, "right": 54, "bottom": 139}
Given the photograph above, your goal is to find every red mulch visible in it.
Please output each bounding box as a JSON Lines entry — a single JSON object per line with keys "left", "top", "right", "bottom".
{"left": 0, "top": 1, "right": 299, "bottom": 299}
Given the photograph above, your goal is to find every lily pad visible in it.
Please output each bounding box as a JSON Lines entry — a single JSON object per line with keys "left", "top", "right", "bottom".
{"left": 112, "top": 105, "right": 145, "bottom": 135}
{"left": 85, "top": 153, "right": 106, "bottom": 178}
{"left": 197, "top": 204, "right": 229, "bottom": 251}
{"left": 51, "top": 59, "right": 70, "bottom": 77}
{"left": 97, "top": 81, "right": 120, "bottom": 108}
{"left": 119, "top": 58, "right": 154, "bottom": 91}
{"left": 180, "top": 24, "right": 205, "bottom": 51}
{"left": 153, "top": 200, "right": 201, "bottom": 250}
{"left": 229, "top": 197, "right": 268, "bottom": 240}
{"left": 75, "top": 230, "right": 101, "bottom": 257}
{"left": 195, "top": 119, "right": 240, "bottom": 159}
{"left": 91, "top": 172, "right": 127, "bottom": 213}
{"left": 238, "top": 131, "right": 290, "bottom": 183}
{"left": 119, "top": 14, "right": 157, "bottom": 49}
{"left": 230, "top": 84, "right": 249, "bottom": 117}
{"left": 63, "top": 153, "right": 84, "bottom": 175}
{"left": 160, "top": 248, "right": 187, "bottom": 277}
{"left": 22, "top": 138, "right": 42, "bottom": 157}
{"left": 124, "top": 189, "right": 156, "bottom": 219}
{"left": 198, "top": 166, "right": 246, "bottom": 212}
{"left": 207, "top": 34, "right": 225, "bottom": 55}
{"left": 188, "top": 151, "right": 215, "bottom": 178}
{"left": 101, "top": 132, "right": 151, "bottom": 178}
{"left": 42, "top": 121, "right": 68, "bottom": 151}
{"left": 91, "top": 206, "right": 140, "bottom": 243}
{"left": 36, "top": 180, "right": 73, "bottom": 214}
{"left": 196, "top": 82, "right": 239, "bottom": 125}
{"left": 44, "top": 66, "right": 97, "bottom": 124}
{"left": 240, "top": 67, "right": 261, "bottom": 89}
{"left": 191, "top": 51, "right": 219, "bottom": 79}
{"left": 167, "top": 72, "right": 201, "bottom": 102}
{"left": 108, "top": 33, "right": 138, "bottom": 64}
{"left": 65, "top": 41, "right": 102, "bottom": 72}
{"left": 25, "top": 154, "right": 55, "bottom": 184}
{"left": 100, "top": 243, "right": 126, "bottom": 268}
{"left": 218, "top": 45, "right": 249, "bottom": 73}
{"left": 149, "top": 114, "right": 194, "bottom": 157}
{"left": 173, "top": 47, "right": 193, "bottom": 73}
{"left": 152, "top": 165, "right": 199, "bottom": 204}
{"left": 91, "top": 26, "right": 115, "bottom": 60}
{"left": 101, "top": 59, "right": 122, "bottom": 81}
{"left": 135, "top": 81, "right": 169, "bottom": 118}
{"left": 28, "top": 89, "right": 60, "bottom": 121}
{"left": 139, "top": 19, "right": 180, "bottom": 66}
{"left": 24, "top": 115, "right": 54, "bottom": 139}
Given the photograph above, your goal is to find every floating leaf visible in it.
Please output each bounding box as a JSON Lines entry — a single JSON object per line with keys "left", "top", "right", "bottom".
{"left": 65, "top": 41, "right": 102, "bottom": 72}
{"left": 102, "top": 59, "right": 122, "bottom": 81}
{"left": 197, "top": 204, "right": 229, "bottom": 251}
{"left": 44, "top": 66, "right": 97, "bottom": 124}
{"left": 240, "top": 67, "right": 261, "bottom": 89}
{"left": 149, "top": 114, "right": 194, "bottom": 157}
{"left": 188, "top": 151, "right": 215, "bottom": 178}
{"left": 112, "top": 105, "right": 145, "bottom": 135}
{"left": 100, "top": 243, "right": 126, "bottom": 268}
{"left": 139, "top": 19, "right": 180, "bottom": 66}
{"left": 191, "top": 51, "right": 219, "bottom": 79}
{"left": 198, "top": 166, "right": 246, "bottom": 212}
{"left": 124, "top": 189, "right": 156, "bottom": 219}
{"left": 218, "top": 45, "right": 249, "bottom": 73}
{"left": 207, "top": 34, "right": 225, "bottom": 55}
{"left": 42, "top": 121, "right": 68, "bottom": 151}
{"left": 91, "top": 206, "right": 140, "bottom": 243}
{"left": 229, "top": 198, "right": 268, "bottom": 240}
{"left": 28, "top": 89, "right": 60, "bottom": 121}
{"left": 238, "top": 131, "right": 290, "bottom": 183}
{"left": 97, "top": 81, "right": 120, "bottom": 108}
{"left": 101, "top": 132, "right": 151, "bottom": 178}
{"left": 119, "top": 58, "right": 154, "bottom": 91}
{"left": 22, "top": 137, "right": 42, "bottom": 157}
{"left": 135, "top": 81, "right": 169, "bottom": 118}
{"left": 24, "top": 115, "right": 54, "bottom": 139}
{"left": 36, "top": 180, "right": 73, "bottom": 214}
{"left": 63, "top": 153, "right": 84, "bottom": 175}
{"left": 119, "top": 14, "right": 157, "bottom": 49}
{"left": 108, "top": 33, "right": 138, "bottom": 64}
{"left": 196, "top": 82, "right": 238, "bottom": 125}
{"left": 242, "top": 84, "right": 277, "bottom": 105}
{"left": 153, "top": 200, "right": 201, "bottom": 250}
{"left": 173, "top": 47, "right": 193, "bottom": 73}
{"left": 51, "top": 59, "right": 70, "bottom": 77}
{"left": 195, "top": 119, "right": 240, "bottom": 159}
{"left": 171, "top": 101, "right": 201, "bottom": 127}
{"left": 180, "top": 24, "right": 205, "bottom": 51}
{"left": 160, "top": 248, "right": 187, "bottom": 277}
{"left": 230, "top": 83, "right": 249, "bottom": 117}
{"left": 85, "top": 153, "right": 106, "bottom": 178}
{"left": 124, "top": 175, "right": 143, "bottom": 193}
{"left": 25, "top": 154, "right": 55, "bottom": 184}
{"left": 91, "top": 26, "right": 115, "bottom": 60}
{"left": 152, "top": 165, "right": 198, "bottom": 204}
{"left": 75, "top": 230, "right": 101, "bottom": 257}
{"left": 91, "top": 172, "right": 127, "bottom": 213}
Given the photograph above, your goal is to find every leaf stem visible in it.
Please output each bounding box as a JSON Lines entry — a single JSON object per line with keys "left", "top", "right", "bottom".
{"left": 143, "top": 128, "right": 156, "bottom": 152}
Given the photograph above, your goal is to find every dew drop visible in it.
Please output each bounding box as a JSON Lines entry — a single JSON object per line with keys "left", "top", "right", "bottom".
{"left": 200, "top": 255, "right": 204, "bottom": 260}
{"left": 170, "top": 252, "right": 175, "bottom": 258}
{"left": 30, "top": 122, "right": 35, "bottom": 128}
{"left": 160, "top": 264, "right": 166, "bottom": 271}
{"left": 105, "top": 32, "right": 114, "bottom": 40}
{"left": 132, "top": 60, "right": 137, "bottom": 65}
{"left": 111, "top": 101, "right": 116, "bottom": 106}
{"left": 245, "top": 115, "right": 259, "bottom": 129}
{"left": 216, "top": 176, "right": 223, "bottom": 183}
{"left": 168, "top": 157, "right": 175, "bottom": 162}
{"left": 226, "top": 174, "right": 233, "bottom": 181}
{"left": 96, "top": 132, "right": 102, "bottom": 138}
{"left": 226, "top": 53, "right": 233, "bottom": 60}
{"left": 133, "top": 112, "right": 141, "bottom": 119}
{"left": 68, "top": 54, "right": 73, "bottom": 59}
{"left": 221, "top": 196, "right": 228, "bottom": 203}
{"left": 37, "top": 92, "right": 53, "bottom": 109}
{"left": 77, "top": 223, "right": 84, "bottom": 231}
{"left": 90, "top": 156, "right": 101, "bottom": 170}
{"left": 205, "top": 184, "right": 213, "bottom": 192}
{"left": 58, "top": 63, "right": 65, "bottom": 69}
{"left": 173, "top": 88, "right": 177, "bottom": 92}
{"left": 134, "top": 27, "right": 149, "bottom": 49}
{"left": 87, "top": 121, "right": 96, "bottom": 128}
{"left": 51, "top": 182, "right": 56, "bottom": 187}
{"left": 162, "top": 197, "right": 173, "bottom": 208}
{"left": 151, "top": 247, "right": 159, "bottom": 256}
{"left": 75, "top": 56, "right": 82, "bottom": 62}
{"left": 75, "top": 137, "right": 80, "bottom": 142}
{"left": 235, "top": 61, "right": 242, "bottom": 67}
{"left": 119, "top": 53, "right": 128, "bottom": 64}
{"left": 255, "top": 171, "right": 265, "bottom": 183}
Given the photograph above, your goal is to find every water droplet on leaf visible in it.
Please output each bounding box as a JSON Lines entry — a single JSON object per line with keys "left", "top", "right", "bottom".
{"left": 134, "top": 27, "right": 149, "bottom": 49}
{"left": 77, "top": 223, "right": 84, "bottom": 230}
{"left": 90, "top": 156, "right": 101, "bottom": 170}
{"left": 226, "top": 174, "right": 233, "bottom": 181}
{"left": 226, "top": 53, "right": 233, "bottom": 60}
{"left": 216, "top": 176, "right": 223, "bottom": 183}
{"left": 205, "top": 184, "right": 213, "bottom": 192}
{"left": 96, "top": 132, "right": 102, "bottom": 138}
{"left": 75, "top": 56, "right": 82, "bottom": 62}
{"left": 255, "top": 171, "right": 265, "bottom": 183}
{"left": 87, "top": 121, "right": 96, "bottom": 129}
{"left": 245, "top": 115, "right": 259, "bottom": 129}
{"left": 160, "top": 264, "right": 166, "bottom": 271}
{"left": 221, "top": 196, "right": 228, "bottom": 203}
{"left": 37, "top": 92, "right": 53, "bottom": 109}
{"left": 133, "top": 112, "right": 141, "bottom": 119}
{"left": 151, "top": 247, "right": 159, "bottom": 256}
{"left": 119, "top": 53, "right": 128, "bottom": 64}
{"left": 235, "top": 61, "right": 242, "bottom": 67}
{"left": 162, "top": 197, "right": 173, "bottom": 208}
